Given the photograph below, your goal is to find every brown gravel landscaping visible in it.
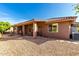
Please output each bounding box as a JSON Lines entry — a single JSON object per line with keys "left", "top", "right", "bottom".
{"left": 0, "top": 34, "right": 79, "bottom": 56}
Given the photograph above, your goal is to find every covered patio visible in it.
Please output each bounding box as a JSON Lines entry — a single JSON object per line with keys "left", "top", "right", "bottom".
{"left": 14, "top": 20, "right": 45, "bottom": 38}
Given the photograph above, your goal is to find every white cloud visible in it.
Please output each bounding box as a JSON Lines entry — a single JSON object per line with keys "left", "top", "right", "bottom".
{"left": 0, "top": 17, "right": 17, "bottom": 24}
{"left": 0, "top": 11, "right": 18, "bottom": 24}
{"left": 0, "top": 11, "right": 28, "bottom": 24}
{"left": 0, "top": 12, "right": 9, "bottom": 17}
{"left": 0, "top": 17, "right": 28, "bottom": 24}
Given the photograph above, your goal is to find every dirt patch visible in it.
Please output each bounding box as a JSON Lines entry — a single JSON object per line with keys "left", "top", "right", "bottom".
{"left": 0, "top": 34, "right": 79, "bottom": 56}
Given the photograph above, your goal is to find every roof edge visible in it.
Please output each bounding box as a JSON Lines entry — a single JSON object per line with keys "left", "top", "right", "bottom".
{"left": 14, "top": 16, "right": 77, "bottom": 26}
{"left": 48, "top": 16, "right": 77, "bottom": 20}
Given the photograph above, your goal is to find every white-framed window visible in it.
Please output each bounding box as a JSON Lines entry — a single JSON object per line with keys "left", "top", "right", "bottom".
{"left": 48, "top": 23, "right": 58, "bottom": 32}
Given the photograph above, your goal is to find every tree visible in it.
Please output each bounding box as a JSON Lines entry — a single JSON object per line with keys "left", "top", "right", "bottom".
{"left": 0, "top": 22, "right": 11, "bottom": 38}
{"left": 74, "top": 4, "right": 79, "bottom": 14}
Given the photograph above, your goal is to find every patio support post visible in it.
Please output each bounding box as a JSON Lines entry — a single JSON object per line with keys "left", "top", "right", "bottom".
{"left": 15, "top": 27, "right": 18, "bottom": 34}
{"left": 22, "top": 25, "right": 25, "bottom": 35}
{"left": 33, "top": 22, "right": 38, "bottom": 38}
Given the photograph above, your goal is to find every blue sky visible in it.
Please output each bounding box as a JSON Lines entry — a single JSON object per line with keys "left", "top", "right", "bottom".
{"left": 0, "top": 3, "right": 78, "bottom": 24}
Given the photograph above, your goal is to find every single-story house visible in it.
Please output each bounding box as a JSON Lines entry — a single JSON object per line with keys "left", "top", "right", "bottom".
{"left": 13, "top": 16, "right": 77, "bottom": 39}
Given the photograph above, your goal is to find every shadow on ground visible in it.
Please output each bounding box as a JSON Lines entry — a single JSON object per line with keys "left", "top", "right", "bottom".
{"left": 1, "top": 34, "right": 77, "bottom": 45}
{"left": 0, "top": 34, "right": 62, "bottom": 45}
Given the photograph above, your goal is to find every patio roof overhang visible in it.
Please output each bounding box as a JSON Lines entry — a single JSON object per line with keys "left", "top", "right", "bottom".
{"left": 14, "top": 20, "right": 46, "bottom": 27}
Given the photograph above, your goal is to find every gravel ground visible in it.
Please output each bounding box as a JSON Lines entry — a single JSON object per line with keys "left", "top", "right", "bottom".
{"left": 0, "top": 34, "right": 79, "bottom": 56}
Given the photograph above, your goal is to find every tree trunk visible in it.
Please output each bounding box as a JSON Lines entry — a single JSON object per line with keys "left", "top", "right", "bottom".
{"left": 0, "top": 32, "right": 2, "bottom": 39}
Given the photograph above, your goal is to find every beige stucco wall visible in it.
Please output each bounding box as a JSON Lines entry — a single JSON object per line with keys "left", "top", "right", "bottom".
{"left": 14, "top": 20, "right": 74, "bottom": 39}
{"left": 41, "top": 22, "right": 72, "bottom": 39}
